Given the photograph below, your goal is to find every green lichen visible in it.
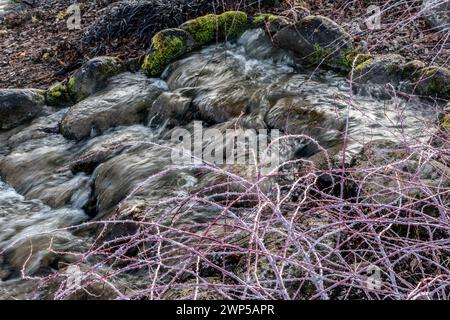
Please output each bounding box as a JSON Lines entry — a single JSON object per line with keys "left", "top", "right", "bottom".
{"left": 45, "top": 82, "right": 70, "bottom": 107}
{"left": 142, "top": 31, "right": 188, "bottom": 77}
{"left": 252, "top": 13, "right": 279, "bottom": 27}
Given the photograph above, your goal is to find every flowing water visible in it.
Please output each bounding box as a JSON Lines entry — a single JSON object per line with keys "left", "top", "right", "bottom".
{"left": 0, "top": 0, "right": 13, "bottom": 15}
{"left": 0, "top": 29, "right": 440, "bottom": 298}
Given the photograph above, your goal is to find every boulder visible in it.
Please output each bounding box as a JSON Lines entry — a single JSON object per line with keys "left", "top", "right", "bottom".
{"left": 70, "top": 56, "right": 125, "bottom": 102}
{"left": 350, "top": 139, "right": 450, "bottom": 204}
{"left": 273, "top": 15, "right": 354, "bottom": 70}
{"left": 0, "top": 89, "right": 45, "bottom": 131}
{"left": 61, "top": 72, "right": 167, "bottom": 140}
{"left": 142, "top": 28, "right": 195, "bottom": 77}
{"left": 147, "top": 90, "right": 193, "bottom": 126}
{"left": 422, "top": 0, "right": 450, "bottom": 31}
{"left": 353, "top": 54, "right": 406, "bottom": 85}
{"left": 265, "top": 96, "right": 344, "bottom": 146}
{"left": 416, "top": 66, "right": 450, "bottom": 99}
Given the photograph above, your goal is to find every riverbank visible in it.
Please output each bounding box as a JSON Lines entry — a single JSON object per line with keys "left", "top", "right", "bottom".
{"left": 0, "top": 0, "right": 448, "bottom": 89}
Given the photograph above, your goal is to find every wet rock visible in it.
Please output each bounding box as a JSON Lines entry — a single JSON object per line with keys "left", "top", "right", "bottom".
{"left": 416, "top": 66, "right": 450, "bottom": 99}
{"left": 350, "top": 139, "right": 450, "bottom": 204}
{"left": 0, "top": 134, "right": 90, "bottom": 208}
{"left": 273, "top": 15, "right": 353, "bottom": 70}
{"left": 70, "top": 125, "right": 154, "bottom": 174}
{"left": 147, "top": 90, "right": 193, "bottom": 126}
{"left": 422, "top": 0, "right": 450, "bottom": 31}
{"left": 192, "top": 84, "right": 255, "bottom": 124}
{"left": 70, "top": 56, "right": 125, "bottom": 102}
{"left": 353, "top": 54, "right": 406, "bottom": 85}
{"left": 265, "top": 97, "right": 344, "bottom": 146}
{"left": 61, "top": 72, "right": 167, "bottom": 140}
{"left": 0, "top": 180, "right": 88, "bottom": 279}
{"left": 91, "top": 143, "right": 184, "bottom": 214}
{"left": 0, "top": 89, "right": 45, "bottom": 131}
{"left": 7, "top": 109, "right": 65, "bottom": 148}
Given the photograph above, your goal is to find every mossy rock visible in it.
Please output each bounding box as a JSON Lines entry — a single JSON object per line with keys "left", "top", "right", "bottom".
{"left": 252, "top": 13, "right": 279, "bottom": 27}
{"left": 219, "top": 11, "right": 248, "bottom": 39}
{"left": 273, "top": 15, "right": 353, "bottom": 71}
{"left": 142, "top": 28, "right": 194, "bottom": 77}
{"left": 337, "top": 49, "right": 372, "bottom": 72}
{"left": 142, "top": 11, "right": 249, "bottom": 77}
{"left": 45, "top": 82, "right": 72, "bottom": 107}
{"left": 353, "top": 54, "right": 406, "bottom": 84}
{"left": 180, "top": 14, "right": 221, "bottom": 45}
{"left": 355, "top": 57, "right": 374, "bottom": 71}
{"left": 400, "top": 60, "right": 426, "bottom": 77}
{"left": 180, "top": 11, "right": 248, "bottom": 46}
{"left": 71, "top": 56, "right": 125, "bottom": 102}
{"left": 416, "top": 66, "right": 450, "bottom": 99}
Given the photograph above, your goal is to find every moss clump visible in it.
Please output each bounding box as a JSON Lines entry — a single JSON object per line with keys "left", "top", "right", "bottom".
{"left": 440, "top": 113, "right": 450, "bottom": 131}
{"left": 219, "top": 11, "right": 248, "bottom": 39}
{"left": 355, "top": 57, "right": 374, "bottom": 71}
{"left": 45, "top": 82, "right": 71, "bottom": 107}
{"left": 98, "top": 58, "right": 124, "bottom": 81}
{"left": 68, "top": 77, "right": 76, "bottom": 96}
{"left": 336, "top": 48, "right": 372, "bottom": 71}
{"left": 142, "top": 12, "right": 250, "bottom": 77}
{"left": 181, "top": 14, "right": 221, "bottom": 45}
{"left": 252, "top": 13, "right": 279, "bottom": 27}
{"left": 142, "top": 29, "right": 190, "bottom": 77}
{"left": 305, "top": 44, "right": 332, "bottom": 65}
{"left": 181, "top": 11, "right": 248, "bottom": 46}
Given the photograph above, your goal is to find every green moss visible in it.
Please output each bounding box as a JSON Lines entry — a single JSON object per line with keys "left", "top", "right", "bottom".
{"left": 252, "top": 13, "right": 279, "bottom": 27}
{"left": 336, "top": 48, "right": 372, "bottom": 71}
{"left": 181, "top": 11, "right": 248, "bottom": 46}
{"left": 181, "top": 14, "right": 221, "bottom": 45}
{"left": 219, "top": 11, "right": 248, "bottom": 39}
{"left": 68, "top": 77, "right": 76, "bottom": 97}
{"left": 441, "top": 114, "right": 450, "bottom": 131}
{"left": 423, "top": 66, "right": 439, "bottom": 77}
{"left": 98, "top": 58, "right": 123, "bottom": 81}
{"left": 305, "top": 44, "right": 332, "bottom": 65}
{"left": 418, "top": 67, "right": 450, "bottom": 98}
{"left": 45, "top": 82, "right": 70, "bottom": 107}
{"left": 142, "top": 12, "right": 250, "bottom": 77}
{"left": 355, "top": 58, "right": 374, "bottom": 71}
{"left": 387, "top": 63, "right": 401, "bottom": 74}
{"left": 142, "top": 30, "right": 188, "bottom": 77}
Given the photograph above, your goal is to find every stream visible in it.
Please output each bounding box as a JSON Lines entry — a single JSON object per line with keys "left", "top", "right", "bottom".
{"left": 0, "top": 29, "right": 440, "bottom": 298}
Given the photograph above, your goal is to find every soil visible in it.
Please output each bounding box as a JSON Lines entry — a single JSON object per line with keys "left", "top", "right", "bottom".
{"left": 0, "top": 0, "right": 448, "bottom": 89}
